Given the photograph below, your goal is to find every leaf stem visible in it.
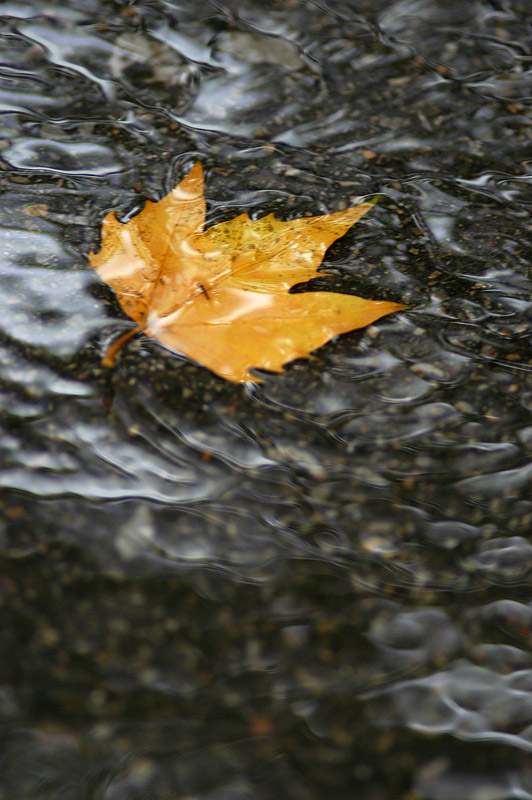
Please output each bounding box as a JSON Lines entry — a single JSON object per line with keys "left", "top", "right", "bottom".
{"left": 102, "top": 327, "right": 141, "bottom": 367}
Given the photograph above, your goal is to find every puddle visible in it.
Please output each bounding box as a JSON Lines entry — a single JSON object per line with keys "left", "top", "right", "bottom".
{"left": 2, "top": 0, "right": 532, "bottom": 797}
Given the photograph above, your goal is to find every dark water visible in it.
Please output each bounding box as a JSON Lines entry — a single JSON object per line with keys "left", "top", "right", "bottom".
{"left": 2, "top": 0, "right": 532, "bottom": 797}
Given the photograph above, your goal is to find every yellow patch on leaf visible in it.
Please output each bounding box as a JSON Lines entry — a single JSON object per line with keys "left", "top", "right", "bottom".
{"left": 89, "top": 162, "right": 404, "bottom": 382}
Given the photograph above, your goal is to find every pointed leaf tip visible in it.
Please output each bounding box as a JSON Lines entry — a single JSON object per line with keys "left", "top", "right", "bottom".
{"left": 172, "top": 161, "right": 204, "bottom": 201}
{"left": 185, "top": 160, "right": 203, "bottom": 182}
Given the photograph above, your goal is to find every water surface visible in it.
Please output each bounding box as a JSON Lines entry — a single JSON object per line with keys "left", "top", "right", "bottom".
{"left": 2, "top": 1, "right": 532, "bottom": 797}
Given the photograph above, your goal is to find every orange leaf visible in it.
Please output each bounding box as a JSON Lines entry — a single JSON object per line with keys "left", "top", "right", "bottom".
{"left": 89, "top": 162, "right": 404, "bottom": 382}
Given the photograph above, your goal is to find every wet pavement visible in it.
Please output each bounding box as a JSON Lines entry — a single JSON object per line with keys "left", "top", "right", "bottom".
{"left": 2, "top": 1, "right": 532, "bottom": 797}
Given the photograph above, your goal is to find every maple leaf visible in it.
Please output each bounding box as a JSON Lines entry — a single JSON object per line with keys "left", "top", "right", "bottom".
{"left": 89, "top": 162, "right": 404, "bottom": 382}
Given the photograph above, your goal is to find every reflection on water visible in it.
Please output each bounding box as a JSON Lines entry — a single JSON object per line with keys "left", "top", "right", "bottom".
{"left": 2, "top": 0, "right": 532, "bottom": 797}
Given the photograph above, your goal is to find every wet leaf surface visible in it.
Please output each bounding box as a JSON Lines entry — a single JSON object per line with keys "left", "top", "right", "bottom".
{"left": 90, "top": 161, "right": 402, "bottom": 381}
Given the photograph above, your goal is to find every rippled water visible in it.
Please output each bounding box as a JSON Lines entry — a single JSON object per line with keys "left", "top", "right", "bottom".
{"left": 2, "top": 0, "right": 532, "bottom": 797}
